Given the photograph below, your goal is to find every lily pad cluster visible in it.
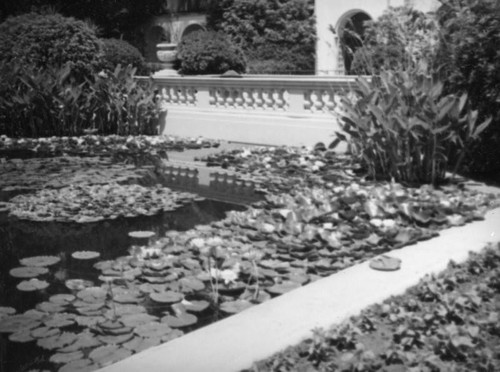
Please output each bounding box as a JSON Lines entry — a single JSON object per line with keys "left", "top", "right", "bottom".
{"left": 252, "top": 244, "right": 500, "bottom": 372}
{"left": 0, "top": 156, "right": 148, "bottom": 196}
{"left": 7, "top": 184, "right": 200, "bottom": 223}
{"left": 0, "top": 134, "right": 219, "bottom": 158}
{"left": 201, "top": 146, "right": 359, "bottom": 194}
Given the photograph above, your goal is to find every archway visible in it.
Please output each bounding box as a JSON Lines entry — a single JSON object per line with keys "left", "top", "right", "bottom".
{"left": 336, "top": 10, "right": 372, "bottom": 74}
{"left": 181, "top": 23, "right": 205, "bottom": 40}
{"left": 145, "top": 25, "right": 170, "bottom": 62}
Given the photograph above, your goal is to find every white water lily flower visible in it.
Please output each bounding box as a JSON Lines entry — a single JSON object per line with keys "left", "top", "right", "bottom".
{"left": 370, "top": 218, "right": 383, "bottom": 227}
{"left": 382, "top": 219, "right": 396, "bottom": 228}
{"left": 206, "top": 237, "right": 223, "bottom": 247}
{"left": 190, "top": 238, "right": 205, "bottom": 249}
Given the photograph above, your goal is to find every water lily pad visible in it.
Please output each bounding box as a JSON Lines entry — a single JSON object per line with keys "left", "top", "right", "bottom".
{"left": 37, "top": 301, "right": 66, "bottom": 313}
{"left": 266, "top": 281, "right": 301, "bottom": 295}
{"left": 44, "top": 313, "right": 76, "bottom": 329}
{"left": 31, "top": 326, "right": 60, "bottom": 339}
{"left": 162, "top": 313, "right": 198, "bottom": 328}
{"left": 77, "top": 287, "right": 107, "bottom": 303}
{"left": 17, "top": 278, "right": 49, "bottom": 291}
{"left": 72, "top": 251, "right": 101, "bottom": 260}
{"left": 181, "top": 300, "right": 210, "bottom": 313}
{"left": 37, "top": 331, "right": 78, "bottom": 350}
{"left": 134, "top": 322, "right": 172, "bottom": 338}
{"left": 9, "top": 266, "right": 49, "bottom": 278}
{"left": 9, "top": 330, "right": 34, "bottom": 343}
{"left": 49, "top": 294, "right": 76, "bottom": 305}
{"left": 0, "top": 307, "right": 16, "bottom": 317}
{"left": 120, "top": 313, "right": 159, "bottom": 328}
{"left": 89, "top": 345, "right": 132, "bottom": 367}
{"left": 179, "top": 277, "right": 205, "bottom": 293}
{"left": 59, "top": 331, "right": 102, "bottom": 352}
{"left": 112, "top": 291, "right": 143, "bottom": 304}
{"left": 58, "top": 359, "right": 95, "bottom": 372}
{"left": 50, "top": 351, "right": 84, "bottom": 364}
{"left": 128, "top": 231, "right": 156, "bottom": 239}
{"left": 150, "top": 291, "right": 183, "bottom": 304}
{"left": 19, "top": 255, "right": 61, "bottom": 267}
{"left": 104, "top": 304, "right": 146, "bottom": 317}
{"left": 220, "top": 300, "right": 254, "bottom": 314}
{"left": 66, "top": 279, "right": 94, "bottom": 291}
{"left": 123, "top": 336, "right": 161, "bottom": 353}
{"left": 97, "top": 333, "right": 134, "bottom": 345}
{"left": 0, "top": 314, "right": 41, "bottom": 333}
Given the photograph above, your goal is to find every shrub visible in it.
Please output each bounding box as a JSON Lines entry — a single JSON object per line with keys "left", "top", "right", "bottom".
{"left": 101, "top": 38, "right": 148, "bottom": 75}
{"left": 175, "top": 30, "right": 246, "bottom": 75}
{"left": 335, "top": 69, "right": 491, "bottom": 186}
{"left": 436, "top": 0, "right": 500, "bottom": 174}
{"left": 0, "top": 12, "right": 103, "bottom": 81}
{"left": 349, "top": 7, "right": 440, "bottom": 75}
{"left": 0, "top": 61, "right": 160, "bottom": 137}
{"left": 246, "top": 44, "right": 315, "bottom": 74}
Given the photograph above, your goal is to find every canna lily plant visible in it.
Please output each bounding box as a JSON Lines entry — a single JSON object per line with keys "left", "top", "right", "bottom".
{"left": 335, "top": 68, "right": 492, "bottom": 186}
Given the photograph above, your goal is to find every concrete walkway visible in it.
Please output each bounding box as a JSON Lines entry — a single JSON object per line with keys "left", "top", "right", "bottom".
{"left": 99, "top": 188, "right": 500, "bottom": 372}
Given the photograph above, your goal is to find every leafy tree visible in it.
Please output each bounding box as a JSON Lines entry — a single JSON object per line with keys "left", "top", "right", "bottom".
{"left": 436, "top": 0, "right": 500, "bottom": 174}
{"left": 207, "top": 0, "right": 315, "bottom": 74}
{"left": 350, "top": 7, "right": 439, "bottom": 75}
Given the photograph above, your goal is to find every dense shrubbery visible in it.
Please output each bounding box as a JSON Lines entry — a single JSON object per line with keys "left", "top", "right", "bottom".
{"left": 335, "top": 69, "right": 491, "bottom": 186}
{"left": 207, "top": 0, "right": 315, "bottom": 74}
{"left": 349, "top": 7, "right": 439, "bottom": 75}
{"left": 101, "top": 38, "right": 148, "bottom": 75}
{"left": 0, "top": 12, "right": 103, "bottom": 81}
{"left": 437, "top": 0, "right": 500, "bottom": 174}
{"left": 338, "top": 1, "right": 500, "bottom": 179}
{"left": 0, "top": 62, "right": 160, "bottom": 137}
{"left": 175, "top": 30, "right": 246, "bottom": 75}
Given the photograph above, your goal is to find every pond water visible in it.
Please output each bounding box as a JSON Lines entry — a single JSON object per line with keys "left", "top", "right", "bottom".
{"left": 0, "top": 199, "right": 244, "bottom": 372}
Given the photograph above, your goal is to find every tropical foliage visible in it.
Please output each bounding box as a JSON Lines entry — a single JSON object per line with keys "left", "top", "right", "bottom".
{"left": 335, "top": 69, "right": 491, "bottom": 185}
{"left": 207, "top": 0, "right": 315, "bottom": 74}
{"left": 436, "top": 0, "right": 500, "bottom": 174}
{"left": 0, "top": 62, "right": 160, "bottom": 137}
{"left": 175, "top": 30, "right": 246, "bottom": 75}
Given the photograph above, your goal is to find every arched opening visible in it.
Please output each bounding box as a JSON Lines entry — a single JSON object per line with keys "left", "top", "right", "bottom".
{"left": 337, "top": 11, "right": 371, "bottom": 75}
{"left": 145, "top": 25, "right": 170, "bottom": 62}
{"left": 181, "top": 23, "right": 205, "bottom": 40}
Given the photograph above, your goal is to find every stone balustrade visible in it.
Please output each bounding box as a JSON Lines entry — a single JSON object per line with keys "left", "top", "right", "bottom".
{"left": 151, "top": 73, "right": 358, "bottom": 148}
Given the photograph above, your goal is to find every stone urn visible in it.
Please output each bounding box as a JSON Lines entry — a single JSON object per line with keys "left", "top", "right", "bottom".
{"left": 156, "top": 42, "right": 178, "bottom": 70}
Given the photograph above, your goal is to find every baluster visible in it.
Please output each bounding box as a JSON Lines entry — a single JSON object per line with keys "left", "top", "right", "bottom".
{"left": 234, "top": 89, "right": 244, "bottom": 108}
{"left": 303, "top": 90, "right": 312, "bottom": 111}
{"left": 209, "top": 89, "right": 217, "bottom": 106}
{"left": 243, "top": 89, "right": 254, "bottom": 109}
{"left": 254, "top": 90, "right": 264, "bottom": 109}
{"left": 217, "top": 89, "right": 225, "bottom": 107}
{"left": 324, "top": 90, "right": 334, "bottom": 113}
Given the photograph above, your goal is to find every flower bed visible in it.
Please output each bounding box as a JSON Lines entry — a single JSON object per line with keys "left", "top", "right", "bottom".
{"left": 250, "top": 243, "right": 500, "bottom": 371}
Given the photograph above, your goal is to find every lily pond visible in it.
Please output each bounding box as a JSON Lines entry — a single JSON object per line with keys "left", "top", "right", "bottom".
{"left": 0, "top": 135, "right": 499, "bottom": 372}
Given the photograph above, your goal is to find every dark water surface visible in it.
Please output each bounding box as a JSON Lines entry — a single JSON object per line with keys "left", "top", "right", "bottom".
{"left": 0, "top": 199, "right": 244, "bottom": 372}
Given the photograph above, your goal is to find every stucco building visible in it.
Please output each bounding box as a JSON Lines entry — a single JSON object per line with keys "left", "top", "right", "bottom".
{"left": 146, "top": 0, "right": 439, "bottom": 75}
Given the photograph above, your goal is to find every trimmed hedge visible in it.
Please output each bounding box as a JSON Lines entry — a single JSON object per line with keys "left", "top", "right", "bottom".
{"left": 0, "top": 12, "right": 103, "bottom": 81}
{"left": 101, "top": 38, "right": 148, "bottom": 75}
{"left": 175, "top": 30, "right": 246, "bottom": 75}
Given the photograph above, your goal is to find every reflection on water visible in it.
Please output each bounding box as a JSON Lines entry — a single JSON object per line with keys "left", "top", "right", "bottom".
{"left": 0, "top": 199, "right": 244, "bottom": 372}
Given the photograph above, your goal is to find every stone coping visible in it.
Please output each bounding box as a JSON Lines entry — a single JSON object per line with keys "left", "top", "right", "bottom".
{"left": 98, "top": 187, "right": 500, "bottom": 372}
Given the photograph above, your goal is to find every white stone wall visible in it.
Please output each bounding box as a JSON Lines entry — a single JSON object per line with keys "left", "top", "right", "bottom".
{"left": 315, "top": 0, "right": 440, "bottom": 75}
